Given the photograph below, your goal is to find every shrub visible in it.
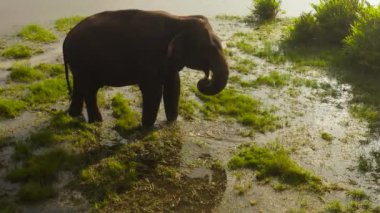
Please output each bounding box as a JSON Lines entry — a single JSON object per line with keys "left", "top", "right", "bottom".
{"left": 286, "top": 0, "right": 365, "bottom": 45}
{"left": 313, "top": 0, "right": 365, "bottom": 45}
{"left": 251, "top": 0, "right": 281, "bottom": 21}
{"left": 286, "top": 13, "right": 318, "bottom": 45}
{"left": 344, "top": 5, "right": 380, "bottom": 72}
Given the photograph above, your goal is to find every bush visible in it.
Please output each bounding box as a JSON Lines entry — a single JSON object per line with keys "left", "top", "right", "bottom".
{"left": 286, "top": 0, "right": 365, "bottom": 45}
{"left": 344, "top": 5, "right": 380, "bottom": 72}
{"left": 251, "top": 0, "right": 281, "bottom": 21}
{"left": 313, "top": 0, "right": 365, "bottom": 45}
{"left": 287, "top": 13, "right": 318, "bottom": 45}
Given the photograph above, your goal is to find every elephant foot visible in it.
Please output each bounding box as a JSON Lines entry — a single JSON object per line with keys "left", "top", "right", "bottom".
{"left": 88, "top": 114, "right": 103, "bottom": 123}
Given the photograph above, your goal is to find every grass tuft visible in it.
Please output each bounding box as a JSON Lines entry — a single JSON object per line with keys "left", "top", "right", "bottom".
{"left": 111, "top": 93, "right": 140, "bottom": 135}
{"left": 0, "top": 98, "right": 26, "bottom": 119}
{"left": 321, "top": 132, "right": 334, "bottom": 142}
{"left": 55, "top": 16, "right": 85, "bottom": 33}
{"left": 196, "top": 89, "right": 279, "bottom": 133}
{"left": 228, "top": 143, "right": 322, "bottom": 190}
{"left": 25, "top": 78, "right": 67, "bottom": 104}
{"left": 1, "top": 44, "right": 40, "bottom": 59}
{"left": 17, "top": 182, "right": 56, "bottom": 203}
{"left": 9, "top": 62, "right": 45, "bottom": 83}
{"left": 18, "top": 24, "right": 57, "bottom": 43}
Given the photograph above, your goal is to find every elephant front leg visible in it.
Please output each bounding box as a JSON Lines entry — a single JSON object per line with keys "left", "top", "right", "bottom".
{"left": 140, "top": 84, "right": 163, "bottom": 128}
{"left": 163, "top": 72, "right": 180, "bottom": 122}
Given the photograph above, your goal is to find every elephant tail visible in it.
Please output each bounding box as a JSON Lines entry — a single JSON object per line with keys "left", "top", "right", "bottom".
{"left": 64, "top": 56, "right": 72, "bottom": 99}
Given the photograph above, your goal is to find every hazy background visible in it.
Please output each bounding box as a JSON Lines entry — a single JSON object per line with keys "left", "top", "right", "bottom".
{"left": 0, "top": 0, "right": 379, "bottom": 34}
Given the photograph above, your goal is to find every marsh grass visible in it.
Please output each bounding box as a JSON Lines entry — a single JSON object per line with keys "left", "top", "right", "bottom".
{"left": 179, "top": 90, "right": 200, "bottom": 120}
{"left": 254, "top": 71, "right": 290, "bottom": 88}
{"left": 347, "top": 189, "right": 369, "bottom": 201}
{"left": 25, "top": 78, "right": 67, "bottom": 105}
{"left": 228, "top": 143, "right": 322, "bottom": 191}
{"left": 17, "top": 182, "right": 56, "bottom": 203}
{"left": 55, "top": 16, "right": 85, "bottom": 33}
{"left": 195, "top": 89, "right": 279, "bottom": 133}
{"left": 6, "top": 112, "right": 99, "bottom": 202}
{"left": 111, "top": 93, "right": 140, "bottom": 136}
{"left": 34, "top": 63, "right": 64, "bottom": 77}
{"left": 0, "top": 98, "right": 26, "bottom": 119}
{"left": 19, "top": 24, "right": 57, "bottom": 43}
{"left": 231, "top": 57, "right": 257, "bottom": 74}
{"left": 321, "top": 132, "right": 334, "bottom": 142}
{"left": 1, "top": 44, "right": 41, "bottom": 59}
{"left": 9, "top": 62, "right": 45, "bottom": 83}
{"left": 215, "top": 14, "right": 243, "bottom": 22}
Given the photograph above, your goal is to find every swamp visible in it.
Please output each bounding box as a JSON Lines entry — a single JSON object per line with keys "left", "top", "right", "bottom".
{"left": 1, "top": 0, "right": 380, "bottom": 212}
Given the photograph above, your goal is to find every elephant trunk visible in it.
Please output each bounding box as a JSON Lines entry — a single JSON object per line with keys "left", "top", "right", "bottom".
{"left": 197, "top": 52, "right": 229, "bottom": 96}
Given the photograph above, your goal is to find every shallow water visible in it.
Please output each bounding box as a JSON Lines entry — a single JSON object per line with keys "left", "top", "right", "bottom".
{"left": 1, "top": 0, "right": 379, "bottom": 34}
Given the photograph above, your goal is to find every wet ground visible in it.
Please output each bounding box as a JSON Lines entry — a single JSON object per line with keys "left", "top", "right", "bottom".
{"left": 1, "top": 11, "right": 380, "bottom": 213}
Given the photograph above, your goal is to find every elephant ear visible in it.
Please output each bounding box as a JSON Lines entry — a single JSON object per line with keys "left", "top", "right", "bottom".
{"left": 167, "top": 33, "right": 185, "bottom": 61}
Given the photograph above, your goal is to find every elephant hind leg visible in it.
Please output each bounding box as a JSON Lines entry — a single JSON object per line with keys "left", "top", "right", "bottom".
{"left": 84, "top": 86, "right": 102, "bottom": 123}
{"left": 68, "top": 78, "right": 84, "bottom": 118}
{"left": 163, "top": 72, "right": 180, "bottom": 122}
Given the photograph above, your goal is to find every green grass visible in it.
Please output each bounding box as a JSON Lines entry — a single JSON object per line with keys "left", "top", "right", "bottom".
{"left": 0, "top": 98, "right": 26, "bottom": 119}
{"left": 34, "top": 63, "right": 64, "bottom": 77}
{"left": 1, "top": 44, "right": 41, "bottom": 59}
{"left": 80, "top": 156, "right": 137, "bottom": 196}
{"left": 349, "top": 103, "right": 380, "bottom": 124}
{"left": 9, "top": 62, "right": 45, "bottom": 83}
{"left": 7, "top": 149, "right": 71, "bottom": 183}
{"left": 25, "top": 78, "right": 67, "bottom": 105}
{"left": 321, "top": 132, "right": 334, "bottom": 142}
{"left": 196, "top": 89, "right": 279, "bottom": 133}
{"left": 179, "top": 91, "right": 200, "bottom": 120}
{"left": 255, "top": 71, "right": 290, "bottom": 88}
{"left": 18, "top": 24, "right": 58, "bottom": 43}
{"left": 55, "top": 16, "right": 85, "bottom": 33}
{"left": 17, "top": 182, "right": 56, "bottom": 203}
{"left": 231, "top": 57, "right": 257, "bottom": 74}
{"left": 324, "top": 200, "right": 343, "bottom": 213}
{"left": 228, "top": 143, "right": 322, "bottom": 190}
{"left": 346, "top": 189, "right": 368, "bottom": 201}
{"left": 111, "top": 93, "right": 140, "bottom": 136}
{"left": 215, "top": 14, "right": 242, "bottom": 21}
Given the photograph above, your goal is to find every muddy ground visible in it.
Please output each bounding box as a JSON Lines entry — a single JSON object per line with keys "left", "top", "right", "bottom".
{"left": 0, "top": 16, "right": 380, "bottom": 212}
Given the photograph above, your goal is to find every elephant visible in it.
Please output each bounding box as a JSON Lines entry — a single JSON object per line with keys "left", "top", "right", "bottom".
{"left": 63, "top": 9, "right": 229, "bottom": 127}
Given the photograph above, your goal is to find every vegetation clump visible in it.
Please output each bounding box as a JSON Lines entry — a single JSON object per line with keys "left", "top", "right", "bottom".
{"left": 250, "top": 0, "right": 281, "bottom": 21}
{"left": 0, "top": 98, "right": 26, "bottom": 119}
{"left": 344, "top": 5, "right": 380, "bottom": 72}
{"left": 321, "top": 132, "right": 334, "bottom": 142}
{"left": 1, "top": 44, "right": 39, "bottom": 59}
{"left": 286, "top": 0, "right": 365, "bottom": 45}
{"left": 34, "top": 63, "right": 64, "bottom": 77}
{"left": 196, "top": 89, "right": 279, "bottom": 133}
{"left": 228, "top": 143, "right": 322, "bottom": 190}
{"left": 9, "top": 62, "right": 44, "bottom": 83}
{"left": 55, "top": 16, "right": 85, "bottom": 33}
{"left": 25, "top": 78, "right": 67, "bottom": 105}
{"left": 111, "top": 93, "right": 140, "bottom": 136}
{"left": 18, "top": 24, "right": 57, "bottom": 43}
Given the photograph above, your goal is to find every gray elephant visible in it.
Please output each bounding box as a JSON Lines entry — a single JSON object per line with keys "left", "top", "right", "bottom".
{"left": 63, "top": 9, "right": 229, "bottom": 127}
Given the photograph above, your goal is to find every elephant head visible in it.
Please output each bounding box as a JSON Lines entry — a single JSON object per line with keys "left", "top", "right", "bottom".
{"left": 167, "top": 16, "right": 229, "bottom": 95}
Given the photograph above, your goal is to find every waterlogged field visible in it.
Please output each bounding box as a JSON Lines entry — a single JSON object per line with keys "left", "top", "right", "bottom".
{"left": 0, "top": 15, "right": 380, "bottom": 212}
